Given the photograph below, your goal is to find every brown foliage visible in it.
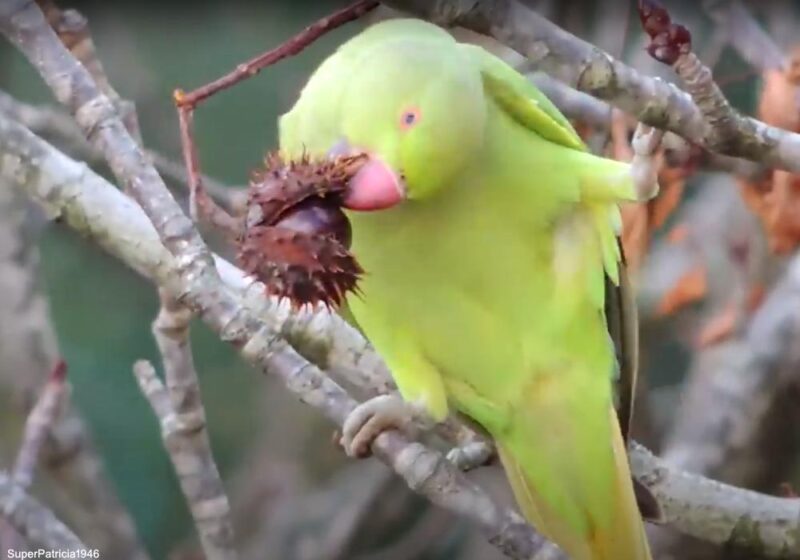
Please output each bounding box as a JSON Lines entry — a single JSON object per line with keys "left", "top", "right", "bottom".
{"left": 656, "top": 265, "right": 707, "bottom": 316}
{"left": 742, "top": 45, "right": 800, "bottom": 253}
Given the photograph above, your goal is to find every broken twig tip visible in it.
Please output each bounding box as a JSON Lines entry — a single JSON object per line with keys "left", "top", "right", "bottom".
{"left": 50, "top": 359, "right": 67, "bottom": 383}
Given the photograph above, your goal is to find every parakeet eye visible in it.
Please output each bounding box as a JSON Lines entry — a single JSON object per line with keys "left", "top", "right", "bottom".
{"left": 399, "top": 107, "right": 421, "bottom": 131}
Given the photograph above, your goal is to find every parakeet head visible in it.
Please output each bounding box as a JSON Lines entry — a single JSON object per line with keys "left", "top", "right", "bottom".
{"left": 279, "top": 19, "right": 487, "bottom": 209}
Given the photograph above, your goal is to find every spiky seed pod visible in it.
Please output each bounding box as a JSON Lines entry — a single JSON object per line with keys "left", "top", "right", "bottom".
{"left": 237, "top": 153, "right": 366, "bottom": 309}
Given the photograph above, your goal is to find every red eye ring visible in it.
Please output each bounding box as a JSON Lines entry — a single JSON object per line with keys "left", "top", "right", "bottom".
{"left": 399, "top": 107, "right": 421, "bottom": 131}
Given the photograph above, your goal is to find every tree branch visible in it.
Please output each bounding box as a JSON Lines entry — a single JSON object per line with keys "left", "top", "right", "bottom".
{"left": 0, "top": 89, "right": 245, "bottom": 212}
{"left": 11, "top": 361, "right": 67, "bottom": 490}
{"left": 528, "top": 72, "right": 766, "bottom": 179}
{"left": 0, "top": 470, "right": 87, "bottom": 552}
{"left": 632, "top": 443, "right": 800, "bottom": 556}
{"left": 0, "top": 155, "right": 147, "bottom": 558}
{"left": 701, "top": 0, "right": 786, "bottom": 72}
{"left": 35, "top": 0, "right": 141, "bottom": 142}
{"left": 383, "top": 0, "right": 800, "bottom": 172}
{"left": 133, "top": 290, "right": 238, "bottom": 560}
{"left": 1, "top": 360, "right": 67, "bottom": 556}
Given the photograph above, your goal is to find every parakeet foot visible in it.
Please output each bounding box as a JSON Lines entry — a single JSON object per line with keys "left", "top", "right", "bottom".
{"left": 340, "top": 395, "right": 429, "bottom": 458}
{"left": 630, "top": 123, "right": 664, "bottom": 200}
{"left": 446, "top": 441, "right": 496, "bottom": 471}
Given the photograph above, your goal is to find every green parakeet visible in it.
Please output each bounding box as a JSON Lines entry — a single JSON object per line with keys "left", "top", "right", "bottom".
{"left": 280, "top": 18, "right": 656, "bottom": 560}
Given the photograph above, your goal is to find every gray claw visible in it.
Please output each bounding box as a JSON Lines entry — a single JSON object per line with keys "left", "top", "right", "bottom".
{"left": 340, "top": 395, "right": 415, "bottom": 458}
{"left": 630, "top": 123, "right": 664, "bottom": 201}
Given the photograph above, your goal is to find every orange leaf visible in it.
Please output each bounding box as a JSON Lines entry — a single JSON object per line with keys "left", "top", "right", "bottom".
{"left": 621, "top": 202, "right": 649, "bottom": 272}
{"left": 666, "top": 223, "right": 689, "bottom": 244}
{"left": 737, "top": 176, "right": 770, "bottom": 218}
{"left": 765, "top": 172, "right": 800, "bottom": 252}
{"left": 695, "top": 284, "right": 766, "bottom": 348}
{"left": 746, "top": 284, "right": 766, "bottom": 312}
{"left": 650, "top": 175, "right": 685, "bottom": 230}
{"left": 744, "top": 46, "right": 800, "bottom": 253}
{"left": 696, "top": 303, "right": 737, "bottom": 347}
{"left": 758, "top": 69, "right": 800, "bottom": 131}
{"left": 573, "top": 120, "right": 594, "bottom": 143}
{"left": 656, "top": 265, "right": 707, "bottom": 316}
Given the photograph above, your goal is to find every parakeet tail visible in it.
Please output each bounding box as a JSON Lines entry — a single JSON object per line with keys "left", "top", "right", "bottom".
{"left": 496, "top": 407, "right": 652, "bottom": 560}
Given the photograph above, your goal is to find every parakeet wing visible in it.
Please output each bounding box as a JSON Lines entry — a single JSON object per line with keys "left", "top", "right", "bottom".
{"left": 606, "top": 248, "right": 663, "bottom": 523}
{"left": 466, "top": 46, "right": 659, "bottom": 523}
{"left": 605, "top": 250, "right": 638, "bottom": 443}
{"left": 466, "top": 42, "right": 637, "bottom": 441}
{"left": 462, "top": 44, "right": 586, "bottom": 151}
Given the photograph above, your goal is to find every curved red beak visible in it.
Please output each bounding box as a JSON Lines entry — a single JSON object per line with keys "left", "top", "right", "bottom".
{"left": 344, "top": 157, "right": 405, "bottom": 211}
{"left": 328, "top": 140, "right": 406, "bottom": 211}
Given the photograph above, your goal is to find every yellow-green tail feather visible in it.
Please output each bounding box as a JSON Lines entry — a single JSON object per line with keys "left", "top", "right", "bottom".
{"left": 496, "top": 406, "right": 651, "bottom": 560}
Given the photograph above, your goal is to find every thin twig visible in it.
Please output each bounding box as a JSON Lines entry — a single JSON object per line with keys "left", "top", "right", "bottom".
{"left": 0, "top": 89, "right": 244, "bottom": 211}
{"left": 133, "top": 290, "right": 238, "bottom": 560}
{"left": 0, "top": 470, "right": 87, "bottom": 552}
{"left": 701, "top": 0, "right": 786, "bottom": 72}
{"left": 11, "top": 360, "right": 68, "bottom": 489}
{"left": 174, "top": 0, "right": 379, "bottom": 109}
{"left": 174, "top": 0, "right": 378, "bottom": 224}
{"left": 638, "top": 0, "right": 791, "bottom": 171}
{"left": 1, "top": 360, "right": 67, "bottom": 556}
{"left": 0, "top": 165, "right": 147, "bottom": 558}
{"left": 35, "top": 0, "right": 141, "bottom": 142}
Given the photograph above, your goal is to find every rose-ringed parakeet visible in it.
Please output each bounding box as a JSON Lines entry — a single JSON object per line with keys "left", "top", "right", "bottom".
{"left": 279, "top": 18, "right": 660, "bottom": 560}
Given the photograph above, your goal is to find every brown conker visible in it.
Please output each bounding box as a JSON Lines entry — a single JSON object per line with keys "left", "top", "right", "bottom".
{"left": 273, "top": 196, "right": 352, "bottom": 249}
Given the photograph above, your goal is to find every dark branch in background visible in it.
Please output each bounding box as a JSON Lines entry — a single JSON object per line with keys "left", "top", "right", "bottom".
{"left": 639, "top": 180, "right": 800, "bottom": 557}
{"left": 384, "top": 0, "right": 800, "bottom": 172}
{"left": 0, "top": 157, "right": 147, "bottom": 558}
{"left": 528, "top": 72, "right": 611, "bottom": 129}
{"left": 11, "top": 361, "right": 67, "bottom": 490}
{"left": 0, "top": 90, "right": 245, "bottom": 212}
{"left": 133, "top": 291, "right": 238, "bottom": 560}
{"left": 528, "top": 72, "right": 766, "bottom": 179}
{"left": 701, "top": 0, "right": 787, "bottom": 72}
{"left": 34, "top": 0, "right": 141, "bottom": 142}
{"left": 633, "top": 442, "right": 800, "bottom": 556}
{"left": 0, "top": 471, "right": 87, "bottom": 552}
{"left": 0, "top": 3, "right": 563, "bottom": 558}
{"left": 1, "top": 361, "right": 66, "bottom": 555}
